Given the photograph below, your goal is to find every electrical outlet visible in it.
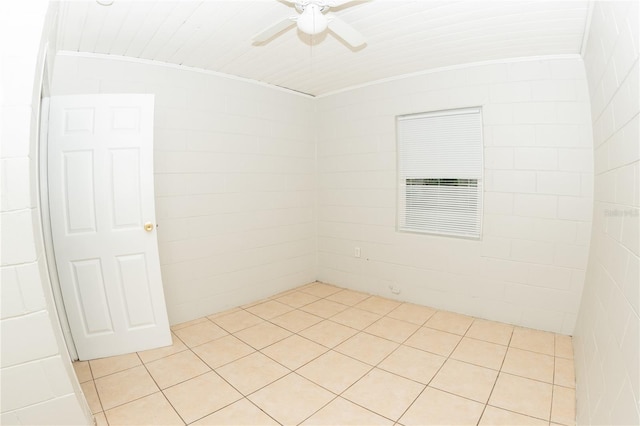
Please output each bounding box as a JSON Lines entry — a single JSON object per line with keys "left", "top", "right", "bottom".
{"left": 389, "top": 284, "right": 401, "bottom": 295}
{"left": 354, "top": 247, "right": 361, "bottom": 258}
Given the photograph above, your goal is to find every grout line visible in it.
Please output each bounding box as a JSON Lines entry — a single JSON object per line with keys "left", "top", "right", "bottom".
{"left": 86, "top": 282, "right": 575, "bottom": 425}
{"left": 133, "top": 351, "right": 191, "bottom": 425}
{"left": 246, "top": 285, "right": 396, "bottom": 421}
{"left": 475, "top": 323, "right": 514, "bottom": 423}
{"left": 90, "top": 361, "right": 144, "bottom": 381}
{"left": 484, "top": 403, "right": 555, "bottom": 424}
{"left": 394, "top": 319, "right": 476, "bottom": 423}
{"left": 296, "top": 392, "right": 342, "bottom": 425}
{"left": 160, "top": 336, "right": 264, "bottom": 425}
{"left": 338, "top": 302, "right": 451, "bottom": 423}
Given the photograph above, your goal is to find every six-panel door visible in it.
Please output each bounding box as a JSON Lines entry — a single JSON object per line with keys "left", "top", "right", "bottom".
{"left": 48, "top": 94, "right": 171, "bottom": 360}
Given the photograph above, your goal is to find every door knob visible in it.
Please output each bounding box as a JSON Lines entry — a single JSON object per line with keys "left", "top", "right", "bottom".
{"left": 144, "top": 222, "right": 154, "bottom": 232}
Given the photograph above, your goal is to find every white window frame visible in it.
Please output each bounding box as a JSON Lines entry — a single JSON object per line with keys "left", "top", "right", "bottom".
{"left": 396, "top": 107, "right": 484, "bottom": 239}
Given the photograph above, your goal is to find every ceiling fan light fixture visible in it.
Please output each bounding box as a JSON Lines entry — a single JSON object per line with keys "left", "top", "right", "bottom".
{"left": 296, "top": 4, "right": 328, "bottom": 35}
{"left": 253, "top": 0, "right": 366, "bottom": 47}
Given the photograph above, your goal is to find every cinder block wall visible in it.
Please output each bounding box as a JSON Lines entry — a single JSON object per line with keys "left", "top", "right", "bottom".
{"left": 316, "top": 56, "right": 594, "bottom": 334}
{"left": 574, "top": 1, "right": 640, "bottom": 424}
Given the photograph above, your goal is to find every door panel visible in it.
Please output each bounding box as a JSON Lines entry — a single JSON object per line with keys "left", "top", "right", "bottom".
{"left": 110, "top": 148, "right": 142, "bottom": 229}
{"left": 71, "top": 258, "right": 112, "bottom": 334}
{"left": 116, "top": 253, "right": 156, "bottom": 328}
{"left": 63, "top": 151, "right": 96, "bottom": 233}
{"left": 48, "top": 94, "right": 170, "bottom": 360}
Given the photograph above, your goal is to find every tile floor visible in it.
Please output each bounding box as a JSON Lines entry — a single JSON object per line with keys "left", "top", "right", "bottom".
{"left": 73, "top": 282, "right": 576, "bottom": 425}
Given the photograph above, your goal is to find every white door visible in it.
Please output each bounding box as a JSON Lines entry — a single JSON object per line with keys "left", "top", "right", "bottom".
{"left": 47, "top": 94, "right": 171, "bottom": 360}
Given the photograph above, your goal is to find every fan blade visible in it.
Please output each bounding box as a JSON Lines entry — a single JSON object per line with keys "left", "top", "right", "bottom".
{"left": 327, "top": 17, "right": 365, "bottom": 47}
{"left": 253, "top": 17, "right": 296, "bottom": 43}
{"left": 325, "top": 0, "right": 357, "bottom": 7}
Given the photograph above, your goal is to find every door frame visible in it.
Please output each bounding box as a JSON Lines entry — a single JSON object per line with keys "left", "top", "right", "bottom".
{"left": 38, "top": 95, "right": 79, "bottom": 361}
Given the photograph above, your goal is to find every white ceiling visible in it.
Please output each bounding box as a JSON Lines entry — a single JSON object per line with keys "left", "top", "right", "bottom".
{"left": 56, "top": 0, "right": 591, "bottom": 96}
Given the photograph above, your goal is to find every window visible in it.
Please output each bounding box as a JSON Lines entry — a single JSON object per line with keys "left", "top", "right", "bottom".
{"left": 397, "top": 107, "right": 483, "bottom": 239}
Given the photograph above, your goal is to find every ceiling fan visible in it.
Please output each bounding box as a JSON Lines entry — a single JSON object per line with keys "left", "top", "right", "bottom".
{"left": 253, "top": 0, "right": 367, "bottom": 48}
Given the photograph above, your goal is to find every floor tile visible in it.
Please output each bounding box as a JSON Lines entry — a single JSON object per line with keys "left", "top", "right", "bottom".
{"left": 170, "top": 317, "right": 208, "bottom": 331}
{"left": 261, "top": 334, "right": 327, "bottom": 370}
{"left": 400, "top": 387, "right": 484, "bottom": 426}
{"left": 510, "top": 327, "right": 555, "bottom": 356}
{"left": 163, "top": 371, "right": 242, "bottom": 424}
{"left": 145, "top": 350, "right": 210, "bottom": 389}
{"left": 80, "top": 380, "right": 102, "bottom": 414}
{"left": 81, "top": 283, "right": 576, "bottom": 426}
{"left": 387, "top": 303, "right": 436, "bottom": 325}
{"left": 555, "top": 334, "right": 574, "bottom": 359}
{"left": 249, "top": 373, "right": 335, "bottom": 425}
{"left": 425, "top": 311, "right": 474, "bottom": 335}
{"left": 450, "top": 337, "right": 507, "bottom": 370}
{"left": 234, "top": 321, "right": 291, "bottom": 349}
{"left": 479, "top": 406, "right": 547, "bottom": 425}
{"left": 364, "top": 317, "right": 420, "bottom": 343}
{"left": 330, "top": 307, "right": 382, "bottom": 330}
{"left": 275, "top": 291, "right": 319, "bottom": 308}
{"left": 354, "top": 296, "right": 401, "bottom": 315}
{"left": 94, "top": 411, "right": 108, "bottom": 426}
{"left": 555, "top": 357, "right": 576, "bottom": 388}
{"left": 138, "top": 333, "right": 187, "bottom": 364}
{"left": 270, "top": 309, "right": 323, "bottom": 333}
{"left": 73, "top": 361, "right": 92, "bottom": 383}
{"left": 240, "top": 298, "right": 266, "bottom": 309}
{"left": 551, "top": 385, "right": 576, "bottom": 425}
{"left": 342, "top": 368, "right": 424, "bottom": 420}
{"left": 205, "top": 307, "right": 241, "bottom": 321}
{"left": 299, "top": 282, "right": 343, "bottom": 298}
{"left": 302, "top": 397, "right": 393, "bottom": 425}
{"left": 192, "top": 335, "right": 254, "bottom": 369}
{"left": 404, "top": 326, "right": 462, "bottom": 357}
{"left": 191, "top": 398, "right": 279, "bottom": 425}
{"left": 95, "top": 365, "right": 159, "bottom": 410}
{"left": 335, "top": 332, "right": 399, "bottom": 365}
{"left": 300, "top": 299, "right": 349, "bottom": 318}
{"left": 297, "top": 350, "right": 371, "bottom": 394}
{"left": 216, "top": 352, "right": 289, "bottom": 395}
{"left": 173, "top": 320, "right": 227, "bottom": 348}
{"left": 299, "top": 320, "right": 358, "bottom": 347}
{"left": 245, "top": 300, "right": 293, "bottom": 320}
{"left": 89, "top": 353, "right": 141, "bottom": 379}
{"left": 501, "top": 347, "right": 554, "bottom": 383}
{"left": 104, "top": 392, "right": 183, "bottom": 425}
{"left": 489, "top": 372, "right": 553, "bottom": 420}
{"left": 378, "top": 345, "right": 445, "bottom": 384}
{"left": 465, "top": 319, "right": 514, "bottom": 345}
{"left": 325, "top": 289, "right": 371, "bottom": 306}
{"left": 269, "top": 288, "right": 298, "bottom": 299}
{"left": 430, "top": 359, "right": 498, "bottom": 403}
{"left": 211, "top": 310, "right": 264, "bottom": 333}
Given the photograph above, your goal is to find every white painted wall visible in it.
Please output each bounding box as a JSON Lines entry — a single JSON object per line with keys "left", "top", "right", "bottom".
{"left": 574, "top": 1, "right": 639, "bottom": 424}
{"left": 51, "top": 54, "right": 317, "bottom": 324}
{"left": 0, "top": 2, "right": 91, "bottom": 425}
{"left": 0, "top": 0, "right": 640, "bottom": 424}
{"left": 316, "top": 56, "right": 594, "bottom": 334}
{"left": 51, "top": 54, "right": 595, "bottom": 334}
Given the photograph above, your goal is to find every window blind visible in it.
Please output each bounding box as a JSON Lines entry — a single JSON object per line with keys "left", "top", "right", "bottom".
{"left": 397, "top": 107, "right": 483, "bottom": 238}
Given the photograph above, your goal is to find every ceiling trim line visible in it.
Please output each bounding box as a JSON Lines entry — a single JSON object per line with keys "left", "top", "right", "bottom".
{"left": 316, "top": 53, "right": 584, "bottom": 99}
{"left": 56, "top": 50, "right": 316, "bottom": 99}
